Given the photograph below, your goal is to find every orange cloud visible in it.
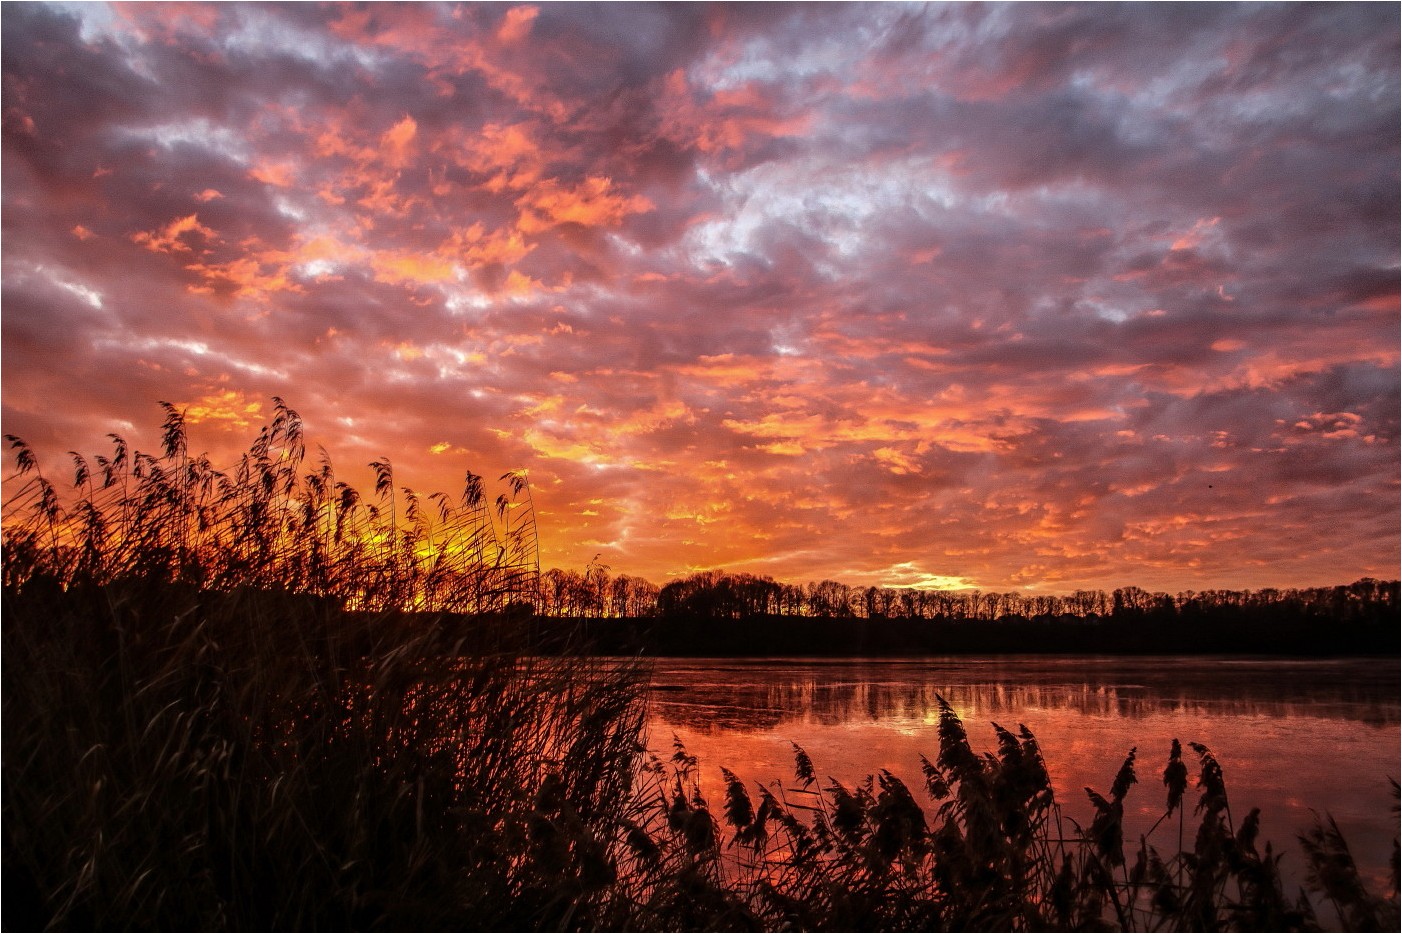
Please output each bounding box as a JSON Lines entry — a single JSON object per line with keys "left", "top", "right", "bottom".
{"left": 1170, "top": 216, "right": 1221, "bottom": 251}
{"left": 250, "top": 161, "right": 297, "bottom": 187}
{"left": 515, "top": 176, "right": 653, "bottom": 233}
{"left": 380, "top": 115, "right": 418, "bottom": 168}
{"left": 371, "top": 251, "right": 459, "bottom": 286}
{"left": 179, "top": 389, "right": 264, "bottom": 429}
{"left": 6, "top": 2, "right": 1397, "bottom": 596}
{"left": 184, "top": 256, "right": 301, "bottom": 298}
{"left": 660, "top": 70, "right": 813, "bottom": 157}
{"left": 132, "top": 214, "right": 217, "bottom": 254}
{"left": 314, "top": 124, "right": 377, "bottom": 163}
{"left": 357, "top": 175, "right": 420, "bottom": 216}
{"left": 872, "top": 446, "right": 922, "bottom": 475}
{"left": 291, "top": 234, "right": 365, "bottom": 268}
{"left": 497, "top": 5, "right": 538, "bottom": 43}
{"left": 457, "top": 122, "right": 543, "bottom": 192}
{"left": 443, "top": 223, "right": 534, "bottom": 267}
{"left": 1287, "top": 411, "right": 1365, "bottom": 440}
{"left": 503, "top": 269, "right": 541, "bottom": 295}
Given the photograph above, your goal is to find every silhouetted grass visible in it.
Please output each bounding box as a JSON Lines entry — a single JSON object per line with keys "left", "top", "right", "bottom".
{"left": 6, "top": 584, "right": 1397, "bottom": 931}
{"left": 3, "top": 398, "right": 539, "bottom": 613}
{"left": 2, "top": 580, "right": 655, "bottom": 930}
{"left": 4, "top": 403, "right": 647, "bottom": 929}
{"left": 624, "top": 709, "right": 1398, "bottom": 932}
{"left": 4, "top": 402, "right": 1397, "bottom": 930}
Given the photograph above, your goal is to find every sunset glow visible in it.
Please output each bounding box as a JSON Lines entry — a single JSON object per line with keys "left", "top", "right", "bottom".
{"left": 4, "top": 3, "right": 1397, "bottom": 593}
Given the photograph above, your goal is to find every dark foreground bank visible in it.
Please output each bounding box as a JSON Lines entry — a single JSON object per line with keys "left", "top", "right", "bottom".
{"left": 527, "top": 602, "right": 1398, "bottom": 657}
{"left": 5, "top": 580, "right": 1398, "bottom": 931}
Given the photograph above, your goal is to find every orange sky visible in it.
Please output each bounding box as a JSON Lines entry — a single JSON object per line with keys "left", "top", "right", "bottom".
{"left": 3, "top": 3, "right": 1398, "bottom": 593}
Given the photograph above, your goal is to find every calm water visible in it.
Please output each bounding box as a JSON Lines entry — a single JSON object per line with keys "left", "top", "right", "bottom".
{"left": 643, "top": 656, "right": 1400, "bottom": 889}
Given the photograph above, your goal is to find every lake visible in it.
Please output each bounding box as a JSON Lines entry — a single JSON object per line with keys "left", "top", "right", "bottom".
{"left": 643, "top": 656, "right": 1399, "bottom": 892}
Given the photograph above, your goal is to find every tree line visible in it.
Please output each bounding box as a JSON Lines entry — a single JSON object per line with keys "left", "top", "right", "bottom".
{"left": 538, "top": 564, "right": 1397, "bottom": 624}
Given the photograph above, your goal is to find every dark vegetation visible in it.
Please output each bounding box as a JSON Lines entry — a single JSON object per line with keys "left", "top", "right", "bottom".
{"left": 2, "top": 398, "right": 542, "bottom": 615}
{"left": 3, "top": 401, "right": 1398, "bottom": 930}
{"left": 539, "top": 602, "right": 1398, "bottom": 657}
{"left": 545, "top": 564, "right": 1398, "bottom": 626}
{"left": 540, "top": 566, "right": 1398, "bottom": 657}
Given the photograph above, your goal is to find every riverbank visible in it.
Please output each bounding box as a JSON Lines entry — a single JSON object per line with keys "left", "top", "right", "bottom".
{"left": 491, "top": 607, "right": 1400, "bottom": 657}
{"left": 4, "top": 580, "right": 1397, "bottom": 930}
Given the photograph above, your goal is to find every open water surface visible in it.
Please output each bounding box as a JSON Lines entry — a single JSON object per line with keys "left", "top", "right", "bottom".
{"left": 643, "top": 656, "right": 1400, "bottom": 890}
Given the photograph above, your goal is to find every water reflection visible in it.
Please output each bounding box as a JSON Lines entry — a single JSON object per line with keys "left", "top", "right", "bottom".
{"left": 647, "top": 657, "right": 1399, "bottom": 731}
{"left": 644, "top": 656, "right": 1400, "bottom": 898}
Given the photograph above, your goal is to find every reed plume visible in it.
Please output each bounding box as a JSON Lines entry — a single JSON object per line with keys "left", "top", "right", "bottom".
{"left": 2, "top": 399, "right": 539, "bottom": 614}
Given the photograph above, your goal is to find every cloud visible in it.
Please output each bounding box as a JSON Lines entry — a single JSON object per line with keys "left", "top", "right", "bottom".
{"left": 132, "top": 214, "right": 218, "bottom": 254}
{"left": 3, "top": 1, "right": 1397, "bottom": 593}
{"left": 514, "top": 176, "right": 653, "bottom": 233}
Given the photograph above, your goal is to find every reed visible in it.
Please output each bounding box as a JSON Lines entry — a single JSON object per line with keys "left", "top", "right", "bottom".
{"left": 6, "top": 587, "right": 1395, "bottom": 930}
{"left": 2, "top": 398, "right": 539, "bottom": 614}
{"left": 4, "top": 400, "right": 1396, "bottom": 931}
{"left": 2, "top": 401, "right": 648, "bottom": 929}
{"left": 625, "top": 703, "right": 1397, "bottom": 932}
{"left": 3, "top": 579, "right": 657, "bottom": 930}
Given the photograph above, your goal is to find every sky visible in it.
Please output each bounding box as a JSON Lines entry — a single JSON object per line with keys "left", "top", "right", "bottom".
{"left": 2, "top": 2, "right": 1398, "bottom": 594}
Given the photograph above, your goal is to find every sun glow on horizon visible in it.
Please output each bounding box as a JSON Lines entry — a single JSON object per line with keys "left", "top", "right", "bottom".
{"left": 3, "top": 2, "right": 1397, "bottom": 593}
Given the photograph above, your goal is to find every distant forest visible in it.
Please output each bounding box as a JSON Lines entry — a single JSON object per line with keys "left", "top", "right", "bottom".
{"left": 540, "top": 564, "right": 1396, "bottom": 622}
{"left": 531, "top": 568, "right": 1399, "bottom": 657}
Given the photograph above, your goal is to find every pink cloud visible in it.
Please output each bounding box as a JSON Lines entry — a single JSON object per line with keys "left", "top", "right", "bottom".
{"left": 2, "top": 1, "right": 1396, "bottom": 593}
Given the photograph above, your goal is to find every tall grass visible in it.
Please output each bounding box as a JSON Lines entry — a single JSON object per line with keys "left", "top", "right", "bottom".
{"left": 622, "top": 706, "right": 1398, "bottom": 932}
{"left": 3, "top": 402, "right": 650, "bottom": 929}
{"left": 2, "top": 581, "right": 652, "bottom": 930}
{"left": 5, "top": 586, "right": 1396, "bottom": 930}
{"left": 3, "top": 398, "right": 539, "bottom": 613}
{"left": 4, "top": 401, "right": 1397, "bottom": 930}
